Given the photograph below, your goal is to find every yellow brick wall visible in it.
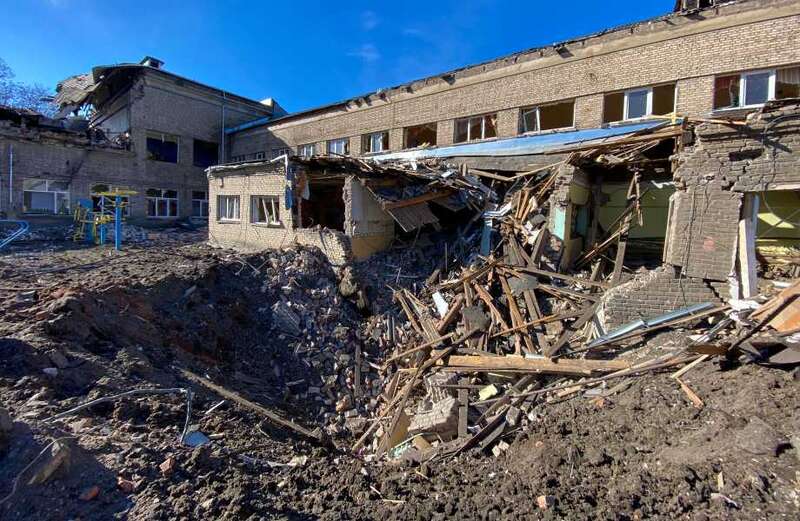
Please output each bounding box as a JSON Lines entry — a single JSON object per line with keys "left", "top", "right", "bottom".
{"left": 207, "top": 169, "right": 352, "bottom": 264}
{"left": 229, "top": 4, "right": 800, "bottom": 159}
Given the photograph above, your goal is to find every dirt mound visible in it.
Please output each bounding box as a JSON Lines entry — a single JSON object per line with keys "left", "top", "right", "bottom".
{"left": 2, "top": 241, "right": 799, "bottom": 520}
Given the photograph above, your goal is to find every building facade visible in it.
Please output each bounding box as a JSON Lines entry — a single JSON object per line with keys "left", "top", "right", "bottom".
{"left": 227, "top": 0, "right": 800, "bottom": 164}
{"left": 0, "top": 58, "right": 280, "bottom": 221}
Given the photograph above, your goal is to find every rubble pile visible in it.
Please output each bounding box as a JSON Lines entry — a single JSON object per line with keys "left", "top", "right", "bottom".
{"left": 345, "top": 139, "right": 800, "bottom": 467}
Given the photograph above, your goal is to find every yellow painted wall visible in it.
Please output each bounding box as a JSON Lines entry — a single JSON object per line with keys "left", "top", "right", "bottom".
{"left": 757, "top": 191, "right": 800, "bottom": 240}
{"left": 598, "top": 183, "right": 675, "bottom": 239}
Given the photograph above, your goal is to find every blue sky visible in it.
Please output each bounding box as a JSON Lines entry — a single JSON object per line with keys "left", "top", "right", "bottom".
{"left": 1, "top": 0, "right": 675, "bottom": 113}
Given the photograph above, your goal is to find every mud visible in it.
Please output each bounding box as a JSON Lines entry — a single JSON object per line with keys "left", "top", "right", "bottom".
{"left": 1, "top": 238, "right": 799, "bottom": 520}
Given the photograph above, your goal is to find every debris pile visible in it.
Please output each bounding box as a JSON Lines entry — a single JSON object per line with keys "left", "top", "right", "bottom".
{"left": 345, "top": 146, "right": 800, "bottom": 465}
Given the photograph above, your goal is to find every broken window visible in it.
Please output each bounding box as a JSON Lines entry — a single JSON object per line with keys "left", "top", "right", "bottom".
{"left": 404, "top": 123, "right": 438, "bottom": 148}
{"left": 520, "top": 101, "right": 575, "bottom": 133}
{"left": 603, "top": 84, "right": 676, "bottom": 123}
{"left": 327, "top": 138, "right": 350, "bottom": 155}
{"left": 217, "top": 195, "right": 240, "bottom": 221}
{"left": 362, "top": 131, "right": 389, "bottom": 154}
{"left": 146, "top": 131, "right": 179, "bottom": 163}
{"left": 91, "top": 183, "right": 130, "bottom": 216}
{"left": 776, "top": 67, "right": 800, "bottom": 99}
{"left": 146, "top": 188, "right": 178, "bottom": 218}
{"left": 251, "top": 195, "right": 281, "bottom": 226}
{"left": 299, "top": 143, "right": 316, "bottom": 158}
{"left": 22, "top": 179, "right": 70, "bottom": 215}
{"left": 454, "top": 114, "right": 497, "bottom": 143}
{"left": 193, "top": 139, "right": 219, "bottom": 168}
{"left": 192, "top": 191, "right": 209, "bottom": 218}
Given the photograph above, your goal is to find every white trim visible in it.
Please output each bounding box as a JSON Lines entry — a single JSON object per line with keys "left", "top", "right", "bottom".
{"left": 217, "top": 194, "right": 240, "bottom": 221}
{"left": 714, "top": 68, "right": 777, "bottom": 110}
{"left": 299, "top": 143, "right": 316, "bottom": 158}
{"left": 623, "top": 88, "right": 653, "bottom": 121}
{"left": 739, "top": 69, "right": 776, "bottom": 108}
{"left": 520, "top": 100, "right": 576, "bottom": 134}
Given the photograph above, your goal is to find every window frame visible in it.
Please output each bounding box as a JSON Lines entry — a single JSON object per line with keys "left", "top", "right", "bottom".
{"left": 454, "top": 113, "right": 498, "bottom": 143}
{"left": 714, "top": 69, "right": 778, "bottom": 111}
{"left": 362, "top": 131, "right": 389, "bottom": 154}
{"left": 217, "top": 195, "right": 241, "bottom": 222}
{"left": 253, "top": 151, "right": 266, "bottom": 160}
{"left": 519, "top": 101, "right": 576, "bottom": 135}
{"left": 145, "top": 188, "right": 179, "bottom": 219}
{"left": 250, "top": 195, "right": 282, "bottom": 227}
{"left": 327, "top": 138, "right": 350, "bottom": 156}
{"left": 298, "top": 143, "right": 316, "bottom": 158}
{"left": 623, "top": 88, "right": 654, "bottom": 121}
{"left": 146, "top": 131, "right": 180, "bottom": 163}
{"left": 403, "top": 122, "right": 438, "bottom": 149}
{"left": 22, "top": 179, "right": 71, "bottom": 215}
{"left": 191, "top": 190, "right": 209, "bottom": 218}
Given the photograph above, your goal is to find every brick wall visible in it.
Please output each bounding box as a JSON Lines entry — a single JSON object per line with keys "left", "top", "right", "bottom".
{"left": 207, "top": 166, "right": 353, "bottom": 264}
{"left": 602, "top": 101, "right": 800, "bottom": 327}
{"left": 229, "top": 1, "right": 800, "bottom": 159}
{"left": 0, "top": 69, "right": 271, "bottom": 220}
{"left": 599, "top": 266, "right": 723, "bottom": 329}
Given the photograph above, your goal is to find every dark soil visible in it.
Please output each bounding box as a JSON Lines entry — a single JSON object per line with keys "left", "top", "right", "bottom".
{"left": 1, "top": 238, "right": 798, "bottom": 520}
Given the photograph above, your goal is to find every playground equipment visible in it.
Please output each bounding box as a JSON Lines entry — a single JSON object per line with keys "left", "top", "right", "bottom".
{"left": 73, "top": 189, "right": 137, "bottom": 251}
{"left": 0, "top": 220, "right": 29, "bottom": 250}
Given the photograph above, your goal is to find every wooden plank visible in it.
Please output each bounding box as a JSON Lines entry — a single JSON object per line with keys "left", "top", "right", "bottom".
{"left": 444, "top": 354, "right": 630, "bottom": 375}
{"left": 513, "top": 265, "right": 611, "bottom": 289}
{"left": 182, "top": 370, "right": 322, "bottom": 441}
{"left": 468, "top": 168, "right": 514, "bottom": 182}
{"left": 472, "top": 282, "right": 510, "bottom": 331}
{"left": 383, "top": 190, "right": 453, "bottom": 210}
{"left": 490, "top": 309, "right": 584, "bottom": 338}
{"left": 395, "top": 291, "right": 425, "bottom": 336}
{"left": 436, "top": 294, "right": 465, "bottom": 334}
{"left": 509, "top": 161, "right": 563, "bottom": 181}
{"left": 544, "top": 303, "right": 598, "bottom": 357}
{"left": 500, "top": 275, "right": 534, "bottom": 355}
{"left": 381, "top": 332, "right": 456, "bottom": 367}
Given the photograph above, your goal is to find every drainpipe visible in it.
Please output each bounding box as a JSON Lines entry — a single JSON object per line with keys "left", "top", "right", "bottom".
{"left": 221, "top": 91, "right": 227, "bottom": 163}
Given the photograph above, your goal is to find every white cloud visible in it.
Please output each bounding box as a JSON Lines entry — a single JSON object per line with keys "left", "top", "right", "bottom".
{"left": 347, "top": 43, "right": 380, "bottom": 63}
{"left": 361, "top": 10, "right": 379, "bottom": 31}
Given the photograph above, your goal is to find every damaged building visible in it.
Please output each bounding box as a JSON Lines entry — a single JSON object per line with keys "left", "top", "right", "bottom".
{"left": 0, "top": 57, "right": 281, "bottom": 221}
{"left": 211, "top": 0, "right": 800, "bottom": 329}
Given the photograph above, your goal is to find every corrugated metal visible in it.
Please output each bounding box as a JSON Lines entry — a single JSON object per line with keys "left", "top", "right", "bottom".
{"left": 372, "top": 120, "right": 674, "bottom": 161}
{"left": 387, "top": 203, "right": 439, "bottom": 232}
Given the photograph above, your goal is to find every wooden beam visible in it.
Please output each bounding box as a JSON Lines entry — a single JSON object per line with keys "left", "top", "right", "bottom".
{"left": 443, "top": 355, "right": 630, "bottom": 375}
{"left": 182, "top": 370, "right": 322, "bottom": 441}
{"left": 512, "top": 265, "right": 611, "bottom": 289}
{"left": 383, "top": 190, "right": 452, "bottom": 210}
{"left": 508, "top": 161, "right": 563, "bottom": 181}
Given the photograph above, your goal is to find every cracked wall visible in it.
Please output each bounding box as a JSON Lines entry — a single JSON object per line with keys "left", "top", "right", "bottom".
{"left": 600, "top": 101, "right": 800, "bottom": 329}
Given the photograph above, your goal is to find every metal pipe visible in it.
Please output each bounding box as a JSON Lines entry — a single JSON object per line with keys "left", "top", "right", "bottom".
{"left": 220, "top": 92, "right": 227, "bottom": 163}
